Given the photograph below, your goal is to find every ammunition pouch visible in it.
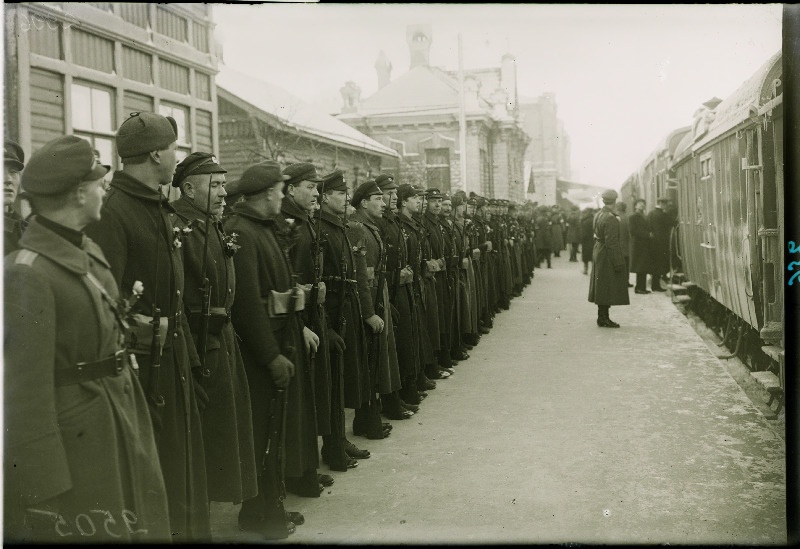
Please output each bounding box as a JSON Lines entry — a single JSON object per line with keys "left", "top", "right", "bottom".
{"left": 301, "top": 282, "right": 327, "bottom": 305}
{"left": 187, "top": 307, "right": 230, "bottom": 336}
{"left": 126, "top": 314, "right": 169, "bottom": 355}
{"left": 266, "top": 286, "right": 306, "bottom": 317}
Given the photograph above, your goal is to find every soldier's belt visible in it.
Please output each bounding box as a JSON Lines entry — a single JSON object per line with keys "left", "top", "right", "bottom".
{"left": 55, "top": 350, "right": 128, "bottom": 387}
{"left": 301, "top": 282, "right": 326, "bottom": 305}
{"left": 321, "top": 276, "right": 357, "bottom": 288}
{"left": 265, "top": 287, "right": 306, "bottom": 318}
{"left": 187, "top": 307, "right": 230, "bottom": 335}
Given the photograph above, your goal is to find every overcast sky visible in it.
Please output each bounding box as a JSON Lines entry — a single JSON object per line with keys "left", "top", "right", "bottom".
{"left": 212, "top": 3, "right": 782, "bottom": 190}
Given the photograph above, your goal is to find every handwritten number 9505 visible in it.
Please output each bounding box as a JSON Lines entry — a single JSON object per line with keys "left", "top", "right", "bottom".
{"left": 788, "top": 241, "right": 800, "bottom": 285}
{"left": 26, "top": 508, "right": 147, "bottom": 538}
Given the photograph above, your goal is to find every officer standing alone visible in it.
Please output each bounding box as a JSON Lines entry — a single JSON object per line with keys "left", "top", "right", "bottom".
{"left": 588, "top": 189, "right": 630, "bottom": 327}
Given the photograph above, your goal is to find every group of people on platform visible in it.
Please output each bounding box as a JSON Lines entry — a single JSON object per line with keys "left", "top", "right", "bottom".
{"left": 3, "top": 111, "right": 542, "bottom": 543}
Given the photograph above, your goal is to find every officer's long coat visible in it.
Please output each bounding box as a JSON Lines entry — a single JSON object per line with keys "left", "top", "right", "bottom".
{"left": 647, "top": 207, "right": 673, "bottom": 275}
{"left": 580, "top": 212, "right": 595, "bottom": 264}
{"left": 224, "top": 201, "right": 318, "bottom": 480}
{"left": 628, "top": 211, "right": 652, "bottom": 274}
{"left": 588, "top": 206, "right": 630, "bottom": 306}
{"left": 351, "top": 211, "right": 401, "bottom": 395}
{"left": 454, "top": 218, "right": 478, "bottom": 335}
{"left": 85, "top": 171, "right": 210, "bottom": 540}
{"left": 171, "top": 197, "right": 257, "bottom": 504}
{"left": 316, "top": 209, "right": 370, "bottom": 408}
{"left": 280, "top": 198, "right": 332, "bottom": 436}
{"left": 422, "top": 211, "right": 449, "bottom": 344}
{"left": 4, "top": 217, "right": 170, "bottom": 542}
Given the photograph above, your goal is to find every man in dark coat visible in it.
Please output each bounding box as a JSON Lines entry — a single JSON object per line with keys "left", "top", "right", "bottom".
{"left": 351, "top": 180, "right": 409, "bottom": 422}
{"left": 4, "top": 139, "right": 26, "bottom": 254}
{"left": 5, "top": 135, "right": 171, "bottom": 543}
{"left": 566, "top": 206, "right": 581, "bottom": 262}
{"left": 280, "top": 162, "right": 343, "bottom": 485}
{"left": 376, "top": 176, "right": 422, "bottom": 411}
{"left": 169, "top": 153, "right": 258, "bottom": 509}
{"left": 580, "top": 208, "right": 595, "bottom": 275}
{"left": 588, "top": 190, "right": 630, "bottom": 327}
{"left": 225, "top": 161, "right": 319, "bottom": 539}
{"left": 628, "top": 198, "right": 652, "bottom": 294}
{"left": 84, "top": 112, "right": 211, "bottom": 541}
{"left": 646, "top": 196, "right": 672, "bottom": 292}
{"left": 316, "top": 170, "right": 373, "bottom": 460}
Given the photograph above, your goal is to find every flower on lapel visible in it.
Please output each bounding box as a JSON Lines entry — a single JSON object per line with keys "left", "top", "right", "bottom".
{"left": 222, "top": 231, "right": 241, "bottom": 257}
{"left": 172, "top": 225, "right": 192, "bottom": 249}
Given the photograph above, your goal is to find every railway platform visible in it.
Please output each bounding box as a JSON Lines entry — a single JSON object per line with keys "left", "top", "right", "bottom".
{"left": 209, "top": 254, "right": 786, "bottom": 544}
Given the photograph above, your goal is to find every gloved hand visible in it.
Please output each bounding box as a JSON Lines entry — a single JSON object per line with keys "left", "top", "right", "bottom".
{"left": 364, "top": 314, "right": 384, "bottom": 334}
{"left": 267, "top": 354, "right": 295, "bottom": 388}
{"left": 192, "top": 372, "right": 209, "bottom": 412}
{"left": 302, "top": 326, "right": 320, "bottom": 354}
{"left": 485, "top": 241, "right": 493, "bottom": 252}
{"left": 327, "top": 328, "right": 346, "bottom": 354}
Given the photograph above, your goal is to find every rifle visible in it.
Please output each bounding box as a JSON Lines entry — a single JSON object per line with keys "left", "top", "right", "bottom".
{"left": 196, "top": 175, "right": 213, "bottom": 377}
{"left": 277, "top": 274, "right": 300, "bottom": 500}
{"left": 337, "top": 189, "right": 350, "bottom": 339}
{"left": 309, "top": 180, "right": 325, "bottom": 359}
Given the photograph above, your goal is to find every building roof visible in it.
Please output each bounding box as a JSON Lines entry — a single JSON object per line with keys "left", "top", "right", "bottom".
{"left": 337, "top": 64, "right": 490, "bottom": 119}
{"left": 216, "top": 64, "right": 398, "bottom": 158}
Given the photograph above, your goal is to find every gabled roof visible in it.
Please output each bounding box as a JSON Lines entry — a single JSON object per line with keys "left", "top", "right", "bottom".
{"left": 338, "top": 64, "right": 490, "bottom": 119}
{"left": 216, "top": 64, "right": 398, "bottom": 159}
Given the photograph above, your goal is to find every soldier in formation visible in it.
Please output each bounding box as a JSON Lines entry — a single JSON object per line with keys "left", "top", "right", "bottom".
{"left": 4, "top": 112, "right": 543, "bottom": 542}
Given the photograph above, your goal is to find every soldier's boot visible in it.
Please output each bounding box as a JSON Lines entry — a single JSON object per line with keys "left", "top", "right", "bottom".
{"left": 399, "top": 380, "right": 422, "bottom": 405}
{"left": 353, "top": 402, "right": 390, "bottom": 439}
{"left": 285, "top": 469, "right": 323, "bottom": 498}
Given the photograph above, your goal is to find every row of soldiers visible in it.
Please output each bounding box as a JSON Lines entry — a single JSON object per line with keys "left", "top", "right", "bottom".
{"left": 3, "top": 111, "right": 537, "bottom": 543}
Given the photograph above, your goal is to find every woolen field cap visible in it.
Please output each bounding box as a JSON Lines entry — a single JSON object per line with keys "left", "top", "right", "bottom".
{"left": 172, "top": 152, "right": 226, "bottom": 188}
{"left": 4, "top": 140, "right": 25, "bottom": 171}
{"left": 350, "top": 180, "right": 383, "bottom": 207}
{"left": 21, "top": 135, "right": 110, "bottom": 196}
{"left": 396, "top": 183, "right": 422, "bottom": 202}
{"left": 425, "top": 187, "right": 444, "bottom": 200}
{"left": 601, "top": 189, "right": 618, "bottom": 203}
{"left": 283, "top": 162, "right": 324, "bottom": 186}
{"left": 375, "top": 173, "right": 398, "bottom": 190}
{"left": 116, "top": 112, "right": 178, "bottom": 158}
{"left": 318, "top": 170, "right": 347, "bottom": 193}
{"left": 227, "top": 161, "right": 289, "bottom": 196}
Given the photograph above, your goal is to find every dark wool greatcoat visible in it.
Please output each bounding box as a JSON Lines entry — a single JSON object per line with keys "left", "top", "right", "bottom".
{"left": 399, "top": 213, "right": 436, "bottom": 366}
{"left": 84, "top": 171, "right": 209, "bottom": 541}
{"left": 280, "top": 198, "right": 333, "bottom": 436}
{"left": 455, "top": 218, "right": 479, "bottom": 335}
{"left": 647, "top": 207, "right": 673, "bottom": 275}
{"left": 171, "top": 197, "right": 257, "bottom": 504}
{"left": 550, "top": 213, "right": 565, "bottom": 251}
{"left": 628, "top": 210, "right": 652, "bottom": 274}
{"left": 4, "top": 218, "right": 170, "bottom": 543}
{"left": 4, "top": 210, "right": 24, "bottom": 255}
{"left": 440, "top": 216, "right": 462, "bottom": 349}
{"left": 316, "top": 209, "right": 370, "bottom": 409}
{"left": 419, "top": 212, "right": 445, "bottom": 348}
{"left": 351, "top": 211, "right": 401, "bottom": 394}
{"left": 469, "top": 216, "right": 491, "bottom": 321}
{"left": 378, "top": 210, "right": 421, "bottom": 381}
{"left": 224, "top": 201, "right": 318, "bottom": 480}
{"left": 566, "top": 211, "right": 581, "bottom": 243}
{"left": 617, "top": 211, "right": 630, "bottom": 260}
{"left": 580, "top": 212, "right": 595, "bottom": 264}
{"left": 588, "top": 206, "right": 630, "bottom": 306}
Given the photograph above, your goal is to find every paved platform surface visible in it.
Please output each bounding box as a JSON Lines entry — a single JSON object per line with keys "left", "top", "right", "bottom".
{"left": 210, "top": 255, "right": 786, "bottom": 544}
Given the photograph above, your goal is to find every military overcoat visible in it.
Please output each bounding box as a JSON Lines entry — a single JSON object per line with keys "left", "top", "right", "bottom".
{"left": 628, "top": 211, "right": 652, "bottom": 274}
{"left": 4, "top": 218, "right": 170, "bottom": 543}
{"left": 588, "top": 207, "right": 630, "bottom": 306}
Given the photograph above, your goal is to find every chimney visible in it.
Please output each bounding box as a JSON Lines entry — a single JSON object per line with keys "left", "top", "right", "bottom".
{"left": 375, "top": 50, "right": 392, "bottom": 89}
{"left": 501, "top": 53, "right": 517, "bottom": 113}
{"left": 340, "top": 81, "right": 362, "bottom": 114}
{"left": 406, "top": 24, "right": 432, "bottom": 69}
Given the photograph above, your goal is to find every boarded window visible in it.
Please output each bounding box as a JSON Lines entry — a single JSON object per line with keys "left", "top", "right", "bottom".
{"left": 195, "top": 109, "right": 213, "bottom": 152}
{"left": 195, "top": 72, "right": 211, "bottom": 101}
{"left": 29, "top": 68, "right": 65, "bottom": 151}
{"left": 71, "top": 29, "right": 114, "bottom": 73}
{"left": 119, "top": 3, "right": 149, "bottom": 29}
{"left": 425, "top": 148, "right": 451, "bottom": 193}
{"left": 156, "top": 7, "right": 187, "bottom": 42}
{"left": 192, "top": 23, "right": 209, "bottom": 53}
{"left": 122, "top": 46, "right": 152, "bottom": 84}
{"left": 123, "top": 91, "right": 153, "bottom": 119}
{"left": 159, "top": 103, "right": 190, "bottom": 146}
{"left": 159, "top": 59, "right": 189, "bottom": 94}
{"left": 28, "top": 16, "right": 63, "bottom": 59}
